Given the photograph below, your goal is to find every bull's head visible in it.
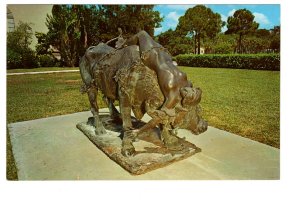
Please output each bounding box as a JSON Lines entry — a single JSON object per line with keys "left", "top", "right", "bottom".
{"left": 173, "top": 87, "right": 208, "bottom": 134}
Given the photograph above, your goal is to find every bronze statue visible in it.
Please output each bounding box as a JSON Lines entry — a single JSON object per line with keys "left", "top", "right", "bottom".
{"left": 116, "top": 30, "right": 194, "bottom": 117}
{"left": 79, "top": 30, "right": 207, "bottom": 157}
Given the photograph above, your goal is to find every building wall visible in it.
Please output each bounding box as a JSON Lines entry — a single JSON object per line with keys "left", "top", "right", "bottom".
{"left": 7, "top": 4, "right": 53, "bottom": 50}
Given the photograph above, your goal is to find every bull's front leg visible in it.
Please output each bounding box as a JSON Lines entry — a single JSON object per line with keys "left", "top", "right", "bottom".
{"left": 118, "top": 88, "right": 135, "bottom": 156}
{"left": 87, "top": 85, "right": 106, "bottom": 135}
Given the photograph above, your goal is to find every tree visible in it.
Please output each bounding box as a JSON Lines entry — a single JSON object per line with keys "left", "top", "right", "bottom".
{"left": 269, "top": 25, "right": 280, "bottom": 52}
{"left": 100, "top": 5, "right": 162, "bottom": 38}
{"left": 177, "top": 5, "right": 224, "bottom": 54}
{"left": 270, "top": 25, "right": 280, "bottom": 36}
{"left": 269, "top": 26, "right": 280, "bottom": 52}
{"left": 254, "top": 29, "right": 271, "bottom": 38}
{"left": 203, "top": 33, "right": 236, "bottom": 54}
{"left": 156, "top": 29, "right": 193, "bottom": 55}
{"left": 35, "top": 32, "right": 50, "bottom": 55}
{"left": 44, "top": 5, "right": 162, "bottom": 67}
{"left": 7, "top": 21, "right": 38, "bottom": 69}
{"left": 225, "top": 9, "right": 259, "bottom": 53}
{"left": 46, "top": 5, "right": 81, "bottom": 67}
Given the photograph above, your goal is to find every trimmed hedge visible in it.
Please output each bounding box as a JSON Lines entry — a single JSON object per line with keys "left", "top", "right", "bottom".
{"left": 175, "top": 54, "right": 280, "bottom": 71}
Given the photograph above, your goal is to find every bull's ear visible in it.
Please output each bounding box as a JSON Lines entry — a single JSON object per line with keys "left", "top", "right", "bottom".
{"left": 195, "top": 87, "right": 202, "bottom": 94}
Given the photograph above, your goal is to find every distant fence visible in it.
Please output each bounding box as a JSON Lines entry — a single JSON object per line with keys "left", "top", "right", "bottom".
{"left": 175, "top": 54, "right": 280, "bottom": 71}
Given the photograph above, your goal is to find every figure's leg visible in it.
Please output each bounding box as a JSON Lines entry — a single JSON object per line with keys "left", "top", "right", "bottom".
{"left": 127, "top": 108, "right": 164, "bottom": 137}
{"left": 159, "top": 89, "right": 179, "bottom": 117}
{"left": 87, "top": 86, "right": 106, "bottom": 135}
{"left": 160, "top": 123, "right": 180, "bottom": 147}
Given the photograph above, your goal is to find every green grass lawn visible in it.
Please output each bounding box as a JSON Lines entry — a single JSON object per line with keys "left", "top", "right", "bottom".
{"left": 6, "top": 67, "right": 280, "bottom": 179}
{"left": 180, "top": 67, "right": 280, "bottom": 148}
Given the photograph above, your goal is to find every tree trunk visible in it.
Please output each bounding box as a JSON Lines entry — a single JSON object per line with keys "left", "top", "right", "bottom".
{"left": 194, "top": 32, "right": 197, "bottom": 54}
{"left": 197, "top": 34, "right": 201, "bottom": 55}
{"left": 238, "top": 34, "right": 242, "bottom": 53}
{"left": 83, "top": 24, "right": 88, "bottom": 48}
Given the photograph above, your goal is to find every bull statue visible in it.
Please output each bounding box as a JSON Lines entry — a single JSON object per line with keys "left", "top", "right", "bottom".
{"left": 79, "top": 31, "right": 207, "bottom": 156}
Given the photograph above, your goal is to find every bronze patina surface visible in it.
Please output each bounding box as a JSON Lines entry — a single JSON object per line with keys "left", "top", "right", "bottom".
{"left": 78, "top": 30, "right": 207, "bottom": 173}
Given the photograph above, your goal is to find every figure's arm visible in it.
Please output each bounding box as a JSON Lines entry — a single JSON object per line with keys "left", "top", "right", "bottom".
{"left": 160, "top": 91, "right": 178, "bottom": 117}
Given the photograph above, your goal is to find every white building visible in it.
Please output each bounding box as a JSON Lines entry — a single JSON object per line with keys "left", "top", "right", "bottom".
{"left": 6, "top": 5, "right": 53, "bottom": 50}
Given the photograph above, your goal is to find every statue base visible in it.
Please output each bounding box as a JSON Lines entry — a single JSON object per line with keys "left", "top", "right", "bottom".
{"left": 76, "top": 115, "right": 201, "bottom": 175}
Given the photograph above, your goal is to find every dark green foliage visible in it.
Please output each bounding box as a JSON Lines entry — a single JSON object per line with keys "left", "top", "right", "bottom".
{"left": 270, "top": 37, "right": 280, "bottom": 52}
{"left": 269, "top": 26, "right": 280, "bottom": 52}
{"left": 7, "top": 47, "right": 38, "bottom": 69}
{"left": 7, "top": 49, "right": 22, "bottom": 69}
{"left": 226, "top": 9, "right": 259, "bottom": 53}
{"left": 177, "top": 5, "right": 224, "bottom": 54}
{"left": 7, "top": 21, "right": 39, "bottom": 69}
{"left": 203, "top": 33, "right": 236, "bottom": 54}
{"left": 156, "top": 29, "right": 193, "bottom": 56}
{"left": 35, "top": 32, "right": 50, "bottom": 55}
{"left": 101, "top": 5, "right": 162, "bottom": 37}
{"left": 44, "top": 5, "right": 162, "bottom": 67}
{"left": 37, "top": 54, "right": 59, "bottom": 68}
{"left": 213, "top": 43, "right": 233, "bottom": 54}
{"left": 175, "top": 54, "right": 280, "bottom": 70}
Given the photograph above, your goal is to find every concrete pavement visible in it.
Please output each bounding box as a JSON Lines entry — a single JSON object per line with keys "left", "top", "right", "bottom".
{"left": 7, "top": 69, "right": 79, "bottom": 76}
{"left": 8, "top": 108, "right": 280, "bottom": 180}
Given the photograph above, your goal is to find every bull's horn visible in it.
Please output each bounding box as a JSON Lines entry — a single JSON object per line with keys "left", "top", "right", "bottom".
{"left": 105, "top": 37, "right": 119, "bottom": 45}
{"left": 118, "top": 27, "right": 123, "bottom": 35}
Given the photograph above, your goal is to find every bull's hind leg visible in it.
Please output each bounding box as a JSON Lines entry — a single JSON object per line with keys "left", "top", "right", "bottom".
{"left": 88, "top": 85, "right": 106, "bottom": 135}
{"left": 103, "top": 96, "right": 121, "bottom": 121}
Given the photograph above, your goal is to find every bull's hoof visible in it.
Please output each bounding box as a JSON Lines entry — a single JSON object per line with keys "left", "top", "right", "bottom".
{"left": 197, "top": 120, "right": 208, "bottom": 134}
{"left": 163, "top": 135, "right": 184, "bottom": 151}
{"left": 165, "top": 141, "right": 185, "bottom": 152}
{"left": 122, "top": 134, "right": 136, "bottom": 157}
{"left": 121, "top": 146, "right": 136, "bottom": 157}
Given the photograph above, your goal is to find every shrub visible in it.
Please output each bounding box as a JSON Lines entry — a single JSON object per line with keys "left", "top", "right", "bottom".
{"left": 7, "top": 49, "right": 22, "bottom": 69}
{"left": 37, "top": 54, "right": 58, "bottom": 68}
{"left": 175, "top": 54, "right": 280, "bottom": 71}
{"left": 7, "top": 48, "right": 39, "bottom": 69}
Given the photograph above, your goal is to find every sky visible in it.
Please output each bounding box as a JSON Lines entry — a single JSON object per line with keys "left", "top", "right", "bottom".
{"left": 153, "top": 4, "right": 280, "bottom": 35}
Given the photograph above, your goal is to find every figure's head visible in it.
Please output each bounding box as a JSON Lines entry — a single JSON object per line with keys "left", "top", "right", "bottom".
{"left": 180, "top": 87, "right": 202, "bottom": 107}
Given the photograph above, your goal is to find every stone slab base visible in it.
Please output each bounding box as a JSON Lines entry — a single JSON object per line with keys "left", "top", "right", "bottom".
{"left": 76, "top": 115, "right": 201, "bottom": 175}
{"left": 8, "top": 109, "right": 279, "bottom": 180}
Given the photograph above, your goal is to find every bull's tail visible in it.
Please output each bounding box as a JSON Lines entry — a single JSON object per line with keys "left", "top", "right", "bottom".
{"left": 79, "top": 55, "right": 93, "bottom": 93}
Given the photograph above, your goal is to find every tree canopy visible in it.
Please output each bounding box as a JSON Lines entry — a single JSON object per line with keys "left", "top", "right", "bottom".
{"left": 156, "top": 29, "right": 193, "bottom": 56}
{"left": 44, "top": 5, "right": 162, "bottom": 67}
{"left": 225, "top": 9, "right": 259, "bottom": 53}
{"left": 7, "top": 21, "right": 38, "bottom": 69}
{"left": 177, "top": 5, "right": 224, "bottom": 54}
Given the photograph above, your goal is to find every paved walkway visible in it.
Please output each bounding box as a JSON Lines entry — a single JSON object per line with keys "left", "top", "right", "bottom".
{"left": 7, "top": 69, "right": 79, "bottom": 76}
{"left": 8, "top": 108, "right": 280, "bottom": 180}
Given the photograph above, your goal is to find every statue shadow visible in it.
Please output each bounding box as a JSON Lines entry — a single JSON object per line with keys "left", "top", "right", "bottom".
{"left": 87, "top": 114, "right": 198, "bottom": 155}
{"left": 88, "top": 114, "right": 163, "bottom": 146}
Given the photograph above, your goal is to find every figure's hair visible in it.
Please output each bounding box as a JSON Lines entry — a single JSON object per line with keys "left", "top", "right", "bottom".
{"left": 180, "top": 87, "right": 202, "bottom": 107}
